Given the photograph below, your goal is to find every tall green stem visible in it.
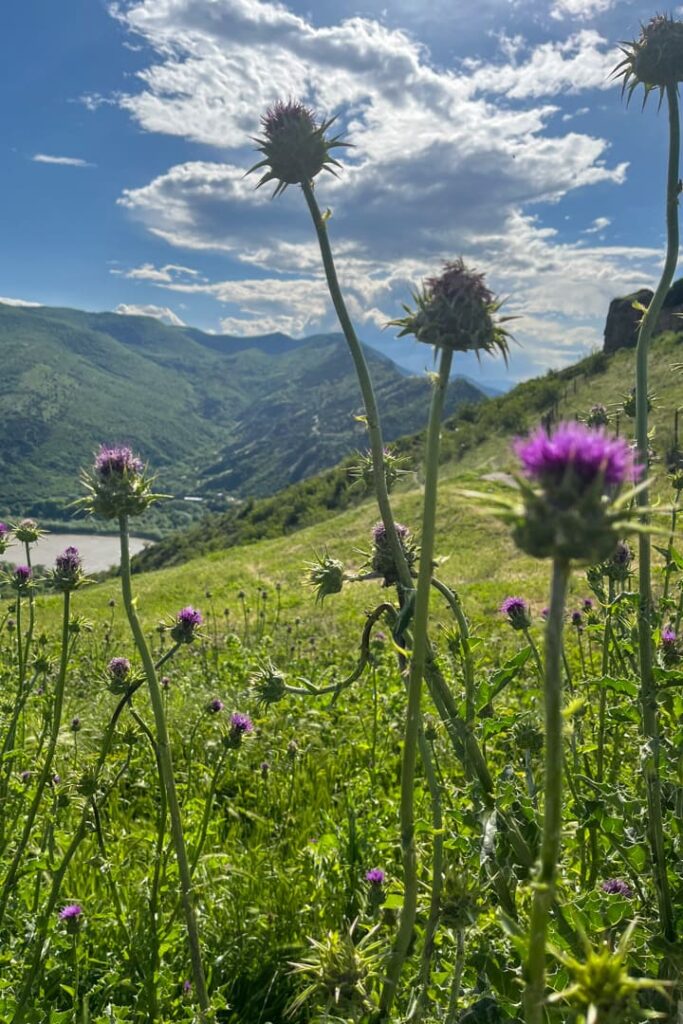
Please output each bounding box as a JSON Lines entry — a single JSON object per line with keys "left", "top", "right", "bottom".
{"left": 379, "top": 346, "right": 453, "bottom": 1017}
{"left": 301, "top": 180, "right": 413, "bottom": 596}
{"left": 634, "top": 81, "right": 679, "bottom": 943}
{"left": 118, "top": 514, "right": 211, "bottom": 1018}
{"left": 524, "top": 558, "right": 570, "bottom": 1024}
{"left": 0, "top": 590, "right": 71, "bottom": 929}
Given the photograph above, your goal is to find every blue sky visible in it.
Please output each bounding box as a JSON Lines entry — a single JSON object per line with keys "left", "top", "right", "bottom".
{"left": 1, "top": 0, "right": 679, "bottom": 388}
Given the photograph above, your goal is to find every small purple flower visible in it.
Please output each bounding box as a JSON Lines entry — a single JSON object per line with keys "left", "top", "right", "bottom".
{"left": 515, "top": 422, "right": 640, "bottom": 491}
{"left": 541, "top": 607, "right": 549, "bottom": 620}
{"left": 230, "top": 712, "right": 253, "bottom": 734}
{"left": 571, "top": 611, "right": 583, "bottom": 628}
{"left": 108, "top": 657, "right": 131, "bottom": 679}
{"left": 59, "top": 903, "right": 84, "bottom": 932}
{"left": 365, "top": 868, "right": 386, "bottom": 885}
{"left": 70, "top": 717, "right": 81, "bottom": 733}
{"left": 661, "top": 627, "right": 677, "bottom": 648}
{"left": 583, "top": 598, "right": 594, "bottom": 612}
{"left": 94, "top": 445, "right": 143, "bottom": 478}
{"left": 14, "top": 565, "right": 31, "bottom": 585}
{"left": 260, "top": 760, "right": 270, "bottom": 779}
{"left": 182, "top": 980, "right": 192, "bottom": 995}
{"left": 372, "top": 521, "right": 409, "bottom": 543}
{"left": 207, "top": 698, "right": 224, "bottom": 714}
{"left": 171, "top": 606, "right": 203, "bottom": 644}
{"left": 55, "top": 547, "right": 81, "bottom": 574}
{"left": 500, "top": 596, "right": 531, "bottom": 630}
{"left": 601, "top": 878, "right": 633, "bottom": 898}
{"left": 0, "top": 523, "right": 8, "bottom": 537}
{"left": 20, "top": 770, "right": 31, "bottom": 784}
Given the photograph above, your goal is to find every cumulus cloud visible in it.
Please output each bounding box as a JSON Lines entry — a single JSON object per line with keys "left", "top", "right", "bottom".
{"left": 582, "top": 216, "right": 611, "bottom": 234}
{"left": 111, "top": 262, "right": 201, "bottom": 282}
{"left": 107, "top": 0, "right": 640, "bottom": 376}
{"left": 114, "top": 303, "right": 186, "bottom": 326}
{"left": 550, "top": 0, "right": 617, "bottom": 20}
{"left": 32, "top": 153, "right": 95, "bottom": 167}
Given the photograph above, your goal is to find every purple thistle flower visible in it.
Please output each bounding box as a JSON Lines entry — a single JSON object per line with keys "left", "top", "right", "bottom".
{"left": 171, "top": 606, "right": 203, "bottom": 644}
{"left": 14, "top": 565, "right": 31, "bottom": 584}
{"left": 515, "top": 421, "right": 640, "bottom": 492}
{"left": 613, "top": 540, "right": 632, "bottom": 565}
{"left": 230, "top": 712, "right": 253, "bottom": 734}
{"left": 207, "top": 698, "right": 224, "bottom": 714}
{"left": 601, "top": 878, "right": 633, "bottom": 898}
{"left": 571, "top": 611, "right": 583, "bottom": 627}
{"left": 70, "top": 717, "right": 81, "bottom": 733}
{"left": 661, "top": 627, "right": 677, "bottom": 647}
{"left": 0, "top": 523, "right": 8, "bottom": 537}
{"left": 372, "top": 521, "right": 410, "bottom": 542}
{"left": 59, "top": 903, "right": 83, "bottom": 921}
{"left": 108, "top": 657, "right": 131, "bottom": 679}
{"left": 541, "top": 607, "right": 549, "bottom": 620}
{"left": 55, "top": 547, "right": 81, "bottom": 574}
{"left": 182, "top": 979, "right": 192, "bottom": 995}
{"left": 365, "top": 868, "right": 386, "bottom": 885}
{"left": 94, "top": 444, "right": 143, "bottom": 478}
{"left": 583, "top": 598, "right": 594, "bottom": 612}
{"left": 500, "top": 596, "right": 531, "bottom": 630}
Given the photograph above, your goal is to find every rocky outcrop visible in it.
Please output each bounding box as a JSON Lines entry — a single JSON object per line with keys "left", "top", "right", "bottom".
{"left": 604, "top": 284, "right": 683, "bottom": 353}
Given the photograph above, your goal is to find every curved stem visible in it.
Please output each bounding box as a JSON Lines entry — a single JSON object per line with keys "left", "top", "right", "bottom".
{"left": 634, "top": 81, "right": 679, "bottom": 943}
{"left": 524, "top": 557, "right": 570, "bottom": 1024}
{"left": 118, "top": 514, "right": 211, "bottom": 1017}
{"left": 379, "top": 346, "right": 452, "bottom": 1017}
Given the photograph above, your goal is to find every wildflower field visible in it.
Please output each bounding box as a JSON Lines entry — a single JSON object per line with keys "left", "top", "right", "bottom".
{"left": 2, "top": 12, "right": 683, "bottom": 1024}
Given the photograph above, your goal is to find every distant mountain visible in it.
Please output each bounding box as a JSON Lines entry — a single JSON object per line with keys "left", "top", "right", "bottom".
{"left": 0, "top": 304, "right": 488, "bottom": 533}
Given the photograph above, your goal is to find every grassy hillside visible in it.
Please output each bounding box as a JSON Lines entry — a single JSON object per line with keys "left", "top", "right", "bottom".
{"left": 132, "top": 332, "right": 683, "bottom": 572}
{"left": 0, "top": 303, "right": 484, "bottom": 534}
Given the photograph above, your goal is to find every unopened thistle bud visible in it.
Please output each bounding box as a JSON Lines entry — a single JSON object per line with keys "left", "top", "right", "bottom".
{"left": 80, "top": 444, "right": 160, "bottom": 519}
{"left": 614, "top": 14, "right": 683, "bottom": 102}
{"left": 249, "top": 100, "right": 348, "bottom": 197}
{"left": 251, "top": 660, "right": 287, "bottom": 707}
{"left": 13, "top": 518, "right": 42, "bottom": 544}
{"left": 370, "top": 521, "right": 416, "bottom": 587}
{"left": 390, "top": 258, "right": 513, "bottom": 359}
{"left": 511, "top": 422, "right": 642, "bottom": 563}
{"left": 304, "top": 552, "right": 344, "bottom": 603}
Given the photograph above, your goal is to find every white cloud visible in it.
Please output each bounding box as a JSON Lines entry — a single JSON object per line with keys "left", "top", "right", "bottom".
{"left": 0, "top": 296, "right": 42, "bottom": 307}
{"left": 114, "top": 303, "right": 186, "bottom": 326}
{"left": 550, "top": 0, "right": 617, "bottom": 21}
{"left": 32, "top": 153, "right": 95, "bottom": 168}
{"left": 111, "top": 262, "right": 201, "bottom": 282}
{"left": 582, "top": 215, "right": 611, "bottom": 234}
{"left": 107, "top": 0, "right": 640, "bottom": 375}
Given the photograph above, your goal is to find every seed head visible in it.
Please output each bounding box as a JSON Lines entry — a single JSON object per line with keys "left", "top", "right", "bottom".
{"left": 614, "top": 14, "right": 683, "bottom": 103}
{"left": 249, "top": 100, "right": 348, "bottom": 197}
{"left": 391, "top": 258, "right": 513, "bottom": 359}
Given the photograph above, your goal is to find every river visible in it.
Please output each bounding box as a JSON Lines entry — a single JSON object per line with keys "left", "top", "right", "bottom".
{"left": 3, "top": 533, "right": 149, "bottom": 573}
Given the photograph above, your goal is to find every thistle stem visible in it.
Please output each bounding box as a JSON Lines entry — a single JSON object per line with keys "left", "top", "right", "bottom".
{"left": 379, "top": 346, "right": 453, "bottom": 1017}
{"left": 524, "top": 557, "right": 570, "bottom": 1024}
{"left": 0, "top": 590, "right": 71, "bottom": 930}
{"left": 301, "top": 180, "right": 413, "bottom": 596}
{"left": 118, "top": 514, "right": 211, "bottom": 1018}
{"left": 634, "top": 80, "right": 679, "bottom": 944}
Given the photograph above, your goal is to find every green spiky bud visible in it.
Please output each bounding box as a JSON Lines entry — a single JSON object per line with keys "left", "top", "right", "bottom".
{"left": 391, "top": 258, "right": 513, "bottom": 359}
{"left": 250, "top": 660, "right": 287, "bottom": 707}
{"left": 248, "top": 100, "right": 348, "bottom": 197}
{"left": 615, "top": 14, "right": 683, "bottom": 101}
{"left": 304, "top": 551, "right": 344, "bottom": 603}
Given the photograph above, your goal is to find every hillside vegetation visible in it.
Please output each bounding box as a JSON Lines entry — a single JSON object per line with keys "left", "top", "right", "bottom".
{"left": 0, "top": 303, "right": 485, "bottom": 534}
{"left": 132, "top": 331, "right": 683, "bottom": 573}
